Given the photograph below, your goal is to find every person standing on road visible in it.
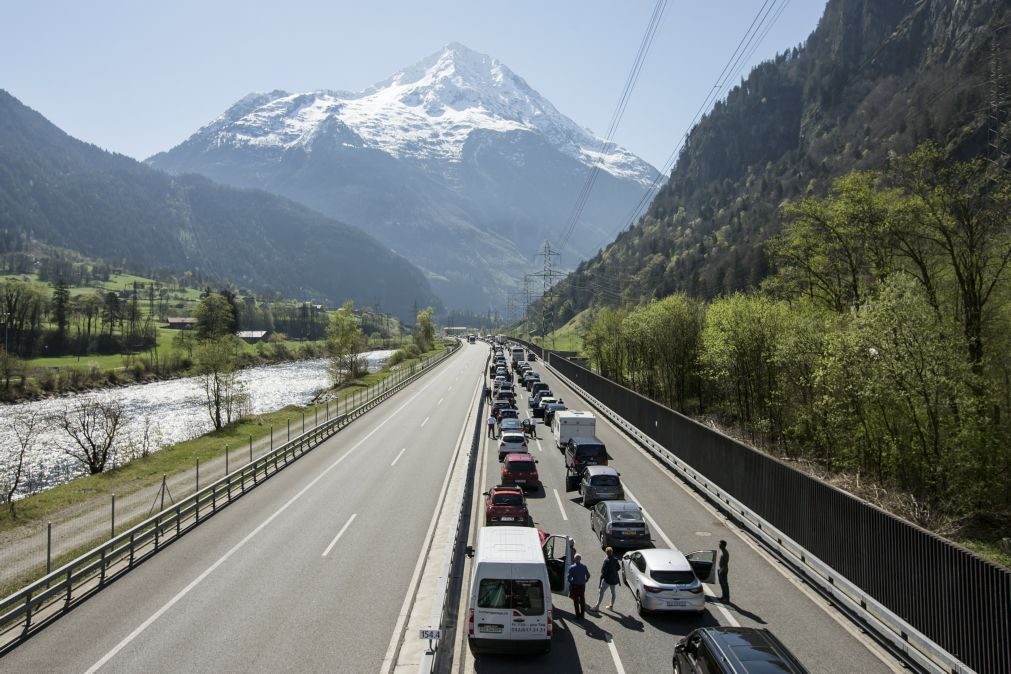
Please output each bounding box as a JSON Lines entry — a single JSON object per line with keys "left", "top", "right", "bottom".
{"left": 484, "top": 384, "right": 491, "bottom": 402}
{"left": 567, "top": 553, "right": 591, "bottom": 619}
{"left": 486, "top": 414, "right": 497, "bottom": 439}
{"left": 718, "top": 539, "right": 730, "bottom": 602}
{"left": 591, "top": 547, "right": 620, "bottom": 612}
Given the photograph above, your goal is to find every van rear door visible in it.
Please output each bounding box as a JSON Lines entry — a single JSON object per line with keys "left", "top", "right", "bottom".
{"left": 541, "top": 534, "right": 574, "bottom": 595}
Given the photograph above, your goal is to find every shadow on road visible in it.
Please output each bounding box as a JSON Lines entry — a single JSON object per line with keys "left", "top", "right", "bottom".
{"left": 719, "top": 600, "right": 767, "bottom": 625}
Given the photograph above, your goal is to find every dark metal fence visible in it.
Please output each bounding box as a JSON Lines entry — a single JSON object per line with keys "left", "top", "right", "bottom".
{"left": 547, "top": 352, "right": 1010, "bottom": 674}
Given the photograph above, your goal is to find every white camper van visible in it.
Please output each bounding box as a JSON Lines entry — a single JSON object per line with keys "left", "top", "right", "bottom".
{"left": 551, "top": 410, "right": 597, "bottom": 449}
{"left": 467, "top": 526, "right": 573, "bottom": 655}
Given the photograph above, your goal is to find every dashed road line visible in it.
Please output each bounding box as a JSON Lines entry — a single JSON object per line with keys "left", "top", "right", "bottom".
{"left": 421, "top": 416, "right": 430, "bottom": 427}
{"left": 438, "top": 397, "right": 444, "bottom": 406}
{"left": 390, "top": 447, "right": 407, "bottom": 467}
{"left": 552, "top": 488, "right": 569, "bottom": 521}
{"left": 322, "top": 513, "right": 357, "bottom": 557}
{"left": 605, "top": 632, "right": 626, "bottom": 674}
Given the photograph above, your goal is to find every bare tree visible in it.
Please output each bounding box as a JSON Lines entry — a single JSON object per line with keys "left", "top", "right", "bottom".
{"left": 56, "top": 399, "right": 124, "bottom": 474}
{"left": 1, "top": 408, "right": 40, "bottom": 513}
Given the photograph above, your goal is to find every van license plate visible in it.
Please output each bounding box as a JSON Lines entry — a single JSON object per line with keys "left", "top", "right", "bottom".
{"left": 500, "top": 517, "right": 515, "bottom": 521}
{"left": 479, "top": 624, "right": 503, "bottom": 633}
{"left": 665, "top": 601, "right": 686, "bottom": 607}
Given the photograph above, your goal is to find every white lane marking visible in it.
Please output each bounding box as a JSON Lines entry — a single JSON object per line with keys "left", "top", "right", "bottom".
{"left": 448, "top": 386, "right": 453, "bottom": 391}
{"left": 390, "top": 447, "right": 407, "bottom": 467}
{"left": 621, "top": 485, "right": 738, "bottom": 627}
{"left": 379, "top": 373, "right": 484, "bottom": 674}
{"left": 322, "top": 513, "right": 357, "bottom": 557}
{"left": 421, "top": 416, "right": 429, "bottom": 427}
{"left": 86, "top": 376, "right": 444, "bottom": 674}
{"left": 535, "top": 437, "right": 543, "bottom": 452}
{"left": 438, "top": 397, "right": 444, "bottom": 406}
{"left": 605, "top": 632, "right": 626, "bottom": 674}
{"left": 552, "top": 488, "right": 569, "bottom": 521}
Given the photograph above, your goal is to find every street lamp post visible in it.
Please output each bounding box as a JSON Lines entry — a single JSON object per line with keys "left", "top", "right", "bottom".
{"left": 2, "top": 312, "right": 9, "bottom": 354}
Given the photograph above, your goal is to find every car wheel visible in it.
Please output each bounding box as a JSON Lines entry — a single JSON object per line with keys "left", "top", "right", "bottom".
{"left": 636, "top": 591, "right": 647, "bottom": 616}
{"left": 599, "top": 529, "right": 606, "bottom": 547}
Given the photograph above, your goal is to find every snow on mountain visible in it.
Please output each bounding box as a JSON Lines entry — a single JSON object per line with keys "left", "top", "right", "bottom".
{"left": 198, "top": 43, "right": 656, "bottom": 185}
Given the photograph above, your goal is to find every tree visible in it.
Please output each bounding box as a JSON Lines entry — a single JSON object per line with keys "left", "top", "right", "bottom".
{"left": 51, "top": 276, "right": 70, "bottom": 350}
{"left": 414, "top": 307, "right": 436, "bottom": 352}
{"left": 0, "top": 347, "right": 21, "bottom": 390}
{"left": 195, "top": 336, "right": 247, "bottom": 430}
{"left": 1, "top": 408, "right": 40, "bottom": 513}
{"left": 55, "top": 399, "right": 124, "bottom": 474}
{"left": 327, "top": 301, "right": 365, "bottom": 386}
{"left": 194, "top": 293, "right": 236, "bottom": 339}
{"left": 889, "top": 142, "right": 1011, "bottom": 366}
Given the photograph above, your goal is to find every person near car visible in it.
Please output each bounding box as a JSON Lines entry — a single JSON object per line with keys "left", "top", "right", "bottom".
{"left": 486, "top": 414, "right": 497, "bottom": 439}
{"left": 718, "top": 539, "right": 730, "bottom": 602}
{"left": 592, "top": 547, "right": 620, "bottom": 612}
{"left": 484, "top": 385, "right": 491, "bottom": 402}
{"left": 567, "top": 553, "right": 591, "bottom": 619}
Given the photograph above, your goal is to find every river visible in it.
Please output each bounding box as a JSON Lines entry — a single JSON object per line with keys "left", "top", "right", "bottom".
{"left": 0, "top": 350, "right": 395, "bottom": 495}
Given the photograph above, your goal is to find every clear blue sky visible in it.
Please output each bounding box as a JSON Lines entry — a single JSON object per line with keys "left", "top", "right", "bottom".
{"left": 2, "top": 1, "right": 826, "bottom": 170}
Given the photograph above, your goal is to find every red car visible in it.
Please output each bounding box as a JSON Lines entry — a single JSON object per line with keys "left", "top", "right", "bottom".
{"left": 501, "top": 453, "right": 541, "bottom": 490}
{"left": 484, "top": 485, "right": 532, "bottom": 526}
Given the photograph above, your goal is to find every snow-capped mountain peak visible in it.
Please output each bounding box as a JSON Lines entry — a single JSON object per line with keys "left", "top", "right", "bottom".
{"left": 193, "top": 43, "right": 656, "bottom": 185}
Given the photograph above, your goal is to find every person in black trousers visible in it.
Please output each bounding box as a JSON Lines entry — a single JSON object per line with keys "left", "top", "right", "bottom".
{"left": 718, "top": 539, "right": 730, "bottom": 602}
{"left": 567, "top": 553, "right": 591, "bottom": 619}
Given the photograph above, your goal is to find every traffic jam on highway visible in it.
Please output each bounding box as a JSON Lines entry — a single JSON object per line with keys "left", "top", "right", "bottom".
{"left": 459, "top": 336, "right": 812, "bottom": 674}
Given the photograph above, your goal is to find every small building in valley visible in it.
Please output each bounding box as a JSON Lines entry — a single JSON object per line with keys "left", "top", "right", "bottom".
{"left": 166, "top": 317, "right": 198, "bottom": 330}
{"left": 236, "top": 330, "right": 270, "bottom": 344}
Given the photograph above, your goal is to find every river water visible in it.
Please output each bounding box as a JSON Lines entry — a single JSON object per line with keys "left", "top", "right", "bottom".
{"left": 0, "top": 350, "right": 394, "bottom": 495}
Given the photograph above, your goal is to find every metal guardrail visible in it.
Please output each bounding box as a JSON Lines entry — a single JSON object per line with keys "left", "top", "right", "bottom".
{"left": 540, "top": 352, "right": 979, "bottom": 674}
{"left": 0, "top": 341, "right": 460, "bottom": 652}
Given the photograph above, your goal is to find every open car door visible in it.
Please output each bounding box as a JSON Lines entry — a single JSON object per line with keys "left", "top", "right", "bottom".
{"left": 564, "top": 467, "right": 581, "bottom": 493}
{"left": 686, "top": 549, "right": 717, "bottom": 584}
{"left": 542, "top": 534, "right": 574, "bottom": 595}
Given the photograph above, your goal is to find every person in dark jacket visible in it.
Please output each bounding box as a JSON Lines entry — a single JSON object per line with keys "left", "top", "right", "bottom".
{"left": 567, "top": 553, "right": 591, "bottom": 619}
{"left": 591, "top": 547, "right": 620, "bottom": 611}
{"left": 718, "top": 539, "right": 730, "bottom": 602}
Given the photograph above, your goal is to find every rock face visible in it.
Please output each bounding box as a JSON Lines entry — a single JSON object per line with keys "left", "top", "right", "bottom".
{"left": 148, "top": 43, "right": 659, "bottom": 310}
{"left": 0, "top": 90, "right": 440, "bottom": 320}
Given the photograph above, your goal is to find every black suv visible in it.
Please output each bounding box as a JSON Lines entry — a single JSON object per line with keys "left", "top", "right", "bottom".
{"left": 564, "top": 437, "right": 608, "bottom": 471}
{"left": 673, "top": 627, "right": 808, "bottom": 674}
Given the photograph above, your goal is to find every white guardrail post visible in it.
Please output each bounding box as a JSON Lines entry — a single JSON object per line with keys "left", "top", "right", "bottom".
{"left": 542, "top": 357, "right": 974, "bottom": 674}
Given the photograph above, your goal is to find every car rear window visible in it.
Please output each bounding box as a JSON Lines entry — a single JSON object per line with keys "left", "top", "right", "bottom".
{"left": 491, "top": 493, "right": 523, "bottom": 506}
{"left": 590, "top": 474, "right": 620, "bottom": 486}
{"left": 611, "top": 510, "right": 643, "bottom": 522}
{"left": 650, "top": 570, "right": 697, "bottom": 585}
{"left": 576, "top": 444, "right": 606, "bottom": 458}
{"left": 478, "top": 579, "right": 545, "bottom": 615}
{"left": 502, "top": 434, "right": 525, "bottom": 444}
{"left": 507, "top": 461, "right": 535, "bottom": 472}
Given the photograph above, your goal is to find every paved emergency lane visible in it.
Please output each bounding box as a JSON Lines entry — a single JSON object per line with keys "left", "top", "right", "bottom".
{"left": 458, "top": 350, "right": 903, "bottom": 673}
{"left": 0, "top": 343, "right": 488, "bottom": 674}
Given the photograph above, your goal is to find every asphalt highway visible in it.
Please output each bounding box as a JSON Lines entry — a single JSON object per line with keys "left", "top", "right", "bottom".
{"left": 0, "top": 344, "right": 489, "bottom": 673}
{"left": 455, "top": 344, "right": 907, "bottom": 674}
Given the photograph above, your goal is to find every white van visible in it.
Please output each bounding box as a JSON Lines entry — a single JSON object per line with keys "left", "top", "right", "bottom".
{"left": 511, "top": 346, "right": 525, "bottom": 365}
{"left": 467, "top": 526, "right": 573, "bottom": 655}
{"left": 552, "top": 410, "right": 597, "bottom": 449}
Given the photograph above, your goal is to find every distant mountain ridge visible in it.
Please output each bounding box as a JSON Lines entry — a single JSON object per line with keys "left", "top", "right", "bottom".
{"left": 550, "top": 0, "right": 1010, "bottom": 319}
{"left": 0, "top": 90, "right": 439, "bottom": 319}
{"left": 148, "top": 43, "right": 660, "bottom": 310}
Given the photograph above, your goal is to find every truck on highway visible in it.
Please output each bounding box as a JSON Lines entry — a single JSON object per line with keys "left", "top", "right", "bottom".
{"left": 551, "top": 410, "right": 596, "bottom": 449}
{"left": 511, "top": 346, "right": 525, "bottom": 365}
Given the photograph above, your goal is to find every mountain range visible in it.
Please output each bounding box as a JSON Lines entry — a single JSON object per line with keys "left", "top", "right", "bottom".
{"left": 0, "top": 90, "right": 439, "bottom": 319}
{"left": 148, "top": 43, "right": 659, "bottom": 310}
{"left": 550, "top": 0, "right": 1010, "bottom": 321}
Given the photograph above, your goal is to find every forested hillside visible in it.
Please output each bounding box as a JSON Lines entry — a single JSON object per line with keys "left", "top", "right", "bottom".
{"left": 553, "top": 0, "right": 1010, "bottom": 319}
{"left": 0, "top": 91, "right": 440, "bottom": 320}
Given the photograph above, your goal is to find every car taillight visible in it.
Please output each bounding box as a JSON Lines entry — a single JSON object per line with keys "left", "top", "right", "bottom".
{"left": 547, "top": 611, "right": 553, "bottom": 638}
{"left": 643, "top": 585, "right": 663, "bottom": 593}
{"left": 468, "top": 609, "right": 474, "bottom": 636}
{"left": 688, "top": 586, "right": 704, "bottom": 594}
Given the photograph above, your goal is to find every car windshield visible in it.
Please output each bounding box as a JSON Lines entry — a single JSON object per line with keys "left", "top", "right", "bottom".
{"left": 650, "top": 570, "right": 697, "bottom": 585}
{"left": 491, "top": 493, "right": 523, "bottom": 506}
{"left": 507, "top": 461, "right": 535, "bottom": 472}
{"left": 477, "top": 579, "right": 545, "bottom": 616}
{"left": 590, "top": 475, "right": 620, "bottom": 486}
{"left": 611, "top": 510, "right": 643, "bottom": 522}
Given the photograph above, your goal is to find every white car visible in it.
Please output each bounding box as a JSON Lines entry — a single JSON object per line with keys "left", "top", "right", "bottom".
{"left": 621, "top": 548, "right": 716, "bottom": 615}
{"left": 498, "top": 433, "right": 529, "bottom": 462}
